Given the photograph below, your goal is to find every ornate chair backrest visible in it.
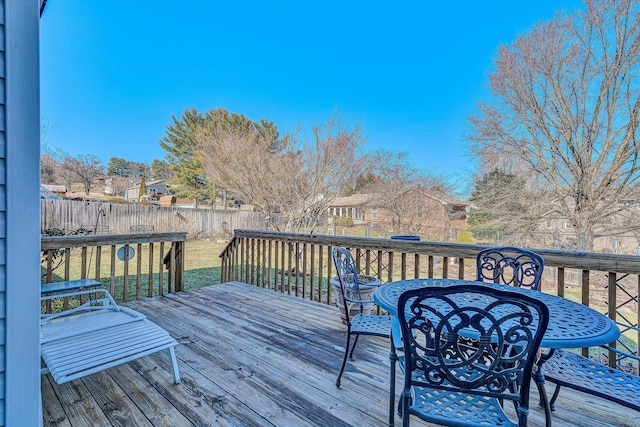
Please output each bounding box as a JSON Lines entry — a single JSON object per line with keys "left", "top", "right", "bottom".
{"left": 476, "top": 246, "right": 544, "bottom": 290}
{"left": 332, "top": 247, "right": 371, "bottom": 321}
{"left": 397, "top": 284, "right": 549, "bottom": 426}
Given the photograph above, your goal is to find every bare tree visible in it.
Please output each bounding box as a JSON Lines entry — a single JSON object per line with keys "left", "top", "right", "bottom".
{"left": 468, "top": 0, "right": 640, "bottom": 250}
{"left": 359, "top": 151, "right": 453, "bottom": 237}
{"left": 105, "top": 175, "right": 131, "bottom": 197}
{"left": 40, "top": 154, "right": 61, "bottom": 184}
{"left": 62, "top": 154, "right": 104, "bottom": 195}
{"left": 198, "top": 114, "right": 368, "bottom": 232}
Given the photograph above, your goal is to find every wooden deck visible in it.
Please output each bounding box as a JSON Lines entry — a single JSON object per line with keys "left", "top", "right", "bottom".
{"left": 42, "top": 282, "right": 640, "bottom": 427}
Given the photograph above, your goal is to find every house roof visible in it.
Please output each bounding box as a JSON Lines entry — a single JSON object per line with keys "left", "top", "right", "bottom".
{"left": 329, "top": 193, "right": 381, "bottom": 207}
{"left": 42, "top": 184, "right": 66, "bottom": 193}
{"left": 329, "top": 190, "right": 468, "bottom": 208}
{"left": 421, "top": 189, "right": 469, "bottom": 206}
{"left": 126, "top": 179, "right": 166, "bottom": 191}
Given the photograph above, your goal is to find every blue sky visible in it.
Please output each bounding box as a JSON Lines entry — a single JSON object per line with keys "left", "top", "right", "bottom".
{"left": 40, "top": 0, "right": 582, "bottom": 196}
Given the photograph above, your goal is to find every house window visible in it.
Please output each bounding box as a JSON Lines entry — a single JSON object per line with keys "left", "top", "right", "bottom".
{"left": 371, "top": 208, "right": 378, "bottom": 219}
{"left": 544, "top": 220, "right": 551, "bottom": 228}
{"left": 564, "top": 221, "right": 572, "bottom": 229}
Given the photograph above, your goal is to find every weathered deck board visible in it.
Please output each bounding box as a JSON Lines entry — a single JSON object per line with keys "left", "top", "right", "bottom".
{"left": 42, "top": 282, "right": 640, "bottom": 427}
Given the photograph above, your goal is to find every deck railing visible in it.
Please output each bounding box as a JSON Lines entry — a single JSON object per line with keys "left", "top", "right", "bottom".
{"left": 220, "top": 229, "right": 640, "bottom": 373}
{"left": 41, "top": 232, "right": 186, "bottom": 302}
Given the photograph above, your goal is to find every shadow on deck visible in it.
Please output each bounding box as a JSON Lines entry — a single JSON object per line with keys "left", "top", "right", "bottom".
{"left": 42, "top": 282, "right": 639, "bottom": 427}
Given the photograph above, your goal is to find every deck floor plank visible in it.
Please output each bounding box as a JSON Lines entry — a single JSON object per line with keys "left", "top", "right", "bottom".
{"left": 41, "top": 374, "right": 72, "bottom": 427}
{"left": 80, "top": 370, "right": 154, "bottom": 427}
{"left": 42, "top": 282, "right": 640, "bottom": 427}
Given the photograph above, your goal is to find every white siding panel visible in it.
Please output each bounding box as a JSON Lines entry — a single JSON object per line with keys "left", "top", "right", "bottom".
{"left": 0, "top": 104, "right": 5, "bottom": 133}
{"left": 5, "top": 0, "right": 41, "bottom": 425}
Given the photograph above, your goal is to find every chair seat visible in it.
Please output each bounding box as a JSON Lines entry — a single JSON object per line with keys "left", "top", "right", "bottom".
{"left": 350, "top": 314, "right": 392, "bottom": 337}
{"left": 409, "top": 386, "right": 518, "bottom": 427}
{"left": 543, "top": 349, "right": 640, "bottom": 411}
{"left": 41, "top": 319, "right": 178, "bottom": 384}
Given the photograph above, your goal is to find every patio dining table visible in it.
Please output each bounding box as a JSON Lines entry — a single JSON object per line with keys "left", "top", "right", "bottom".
{"left": 374, "top": 278, "right": 621, "bottom": 427}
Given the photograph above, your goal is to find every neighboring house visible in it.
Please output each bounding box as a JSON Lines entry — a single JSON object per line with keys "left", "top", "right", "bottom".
{"left": 42, "top": 184, "right": 66, "bottom": 197}
{"left": 124, "top": 179, "right": 169, "bottom": 201}
{"left": 328, "top": 190, "right": 469, "bottom": 240}
{"left": 4, "top": 1, "right": 44, "bottom": 424}
{"left": 327, "top": 193, "right": 377, "bottom": 225}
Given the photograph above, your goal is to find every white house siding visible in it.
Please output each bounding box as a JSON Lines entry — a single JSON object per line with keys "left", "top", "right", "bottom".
{"left": 4, "top": 1, "right": 42, "bottom": 425}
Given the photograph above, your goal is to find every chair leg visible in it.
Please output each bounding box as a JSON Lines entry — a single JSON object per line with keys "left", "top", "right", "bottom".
{"left": 349, "top": 334, "right": 361, "bottom": 359}
{"left": 336, "top": 330, "right": 352, "bottom": 388}
{"left": 401, "top": 389, "right": 411, "bottom": 427}
{"left": 388, "top": 336, "right": 398, "bottom": 427}
{"left": 549, "top": 384, "right": 562, "bottom": 410}
{"left": 533, "top": 369, "right": 552, "bottom": 427}
{"left": 168, "top": 347, "right": 181, "bottom": 384}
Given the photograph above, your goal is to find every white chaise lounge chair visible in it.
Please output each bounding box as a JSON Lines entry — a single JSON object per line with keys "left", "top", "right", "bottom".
{"left": 40, "top": 288, "right": 180, "bottom": 385}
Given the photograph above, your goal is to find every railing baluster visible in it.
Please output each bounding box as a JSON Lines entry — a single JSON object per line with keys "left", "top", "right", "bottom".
{"left": 136, "top": 243, "right": 142, "bottom": 300}
{"left": 110, "top": 245, "right": 116, "bottom": 296}
{"left": 64, "top": 248, "right": 70, "bottom": 281}
{"left": 267, "top": 240, "right": 273, "bottom": 290}
{"left": 637, "top": 275, "right": 639, "bottom": 374}
{"left": 442, "top": 256, "right": 449, "bottom": 278}
{"left": 581, "top": 269, "right": 590, "bottom": 357}
{"left": 81, "top": 247, "right": 87, "bottom": 279}
{"left": 287, "top": 242, "right": 293, "bottom": 295}
{"left": 148, "top": 242, "right": 154, "bottom": 297}
{"left": 280, "top": 241, "right": 285, "bottom": 292}
{"left": 327, "top": 245, "right": 332, "bottom": 306}
{"left": 123, "top": 244, "right": 130, "bottom": 302}
{"left": 274, "top": 239, "right": 279, "bottom": 291}
{"left": 158, "top": 242, "right": 165, "bottom": 296}
{"left": 95, "top": 246, "right": 102, "bottom": 282}
{"left": 310, "top": 244, "right": 316, "bottom": 302}
{"left": 608, "top": 272, "right": 617, "bottom": 368}
{"left": 302, "top": 243, "right": 307, "bottom": 299}
{"left": 294, "top": 242, "right": 300, "bottom": 297}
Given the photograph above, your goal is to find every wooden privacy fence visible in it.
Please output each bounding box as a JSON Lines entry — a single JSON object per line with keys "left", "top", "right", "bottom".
{"left": 41, "top": 232, "right": 186, "bottom": 303}
{"left": 220, "top": 229, "right": 640, "bottom": 373}
{"left": 41, "top": 199, "right": 266, "bottom": 238}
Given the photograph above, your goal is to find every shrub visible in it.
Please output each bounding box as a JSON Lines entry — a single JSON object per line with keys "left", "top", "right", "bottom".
{"left": 334, "top": 216, "right": 354, "bottom": 227}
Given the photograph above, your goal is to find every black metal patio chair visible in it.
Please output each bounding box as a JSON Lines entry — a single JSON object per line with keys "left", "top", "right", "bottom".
{"left": 476, "top": 246, "right": 545, "bottom": 290}
{"left": 397, "top": 284, "right": 549, "bottom": 427}
{"left": 332, "top": 246, "right": 391, "bottom": 388}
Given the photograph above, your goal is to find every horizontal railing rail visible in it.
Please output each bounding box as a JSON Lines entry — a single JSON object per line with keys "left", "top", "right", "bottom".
{"left": 220, "top": 229, "right": 640, "bottom": 374}
{"left": 42, "top": 232, "right": 186, "bottom": 303}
